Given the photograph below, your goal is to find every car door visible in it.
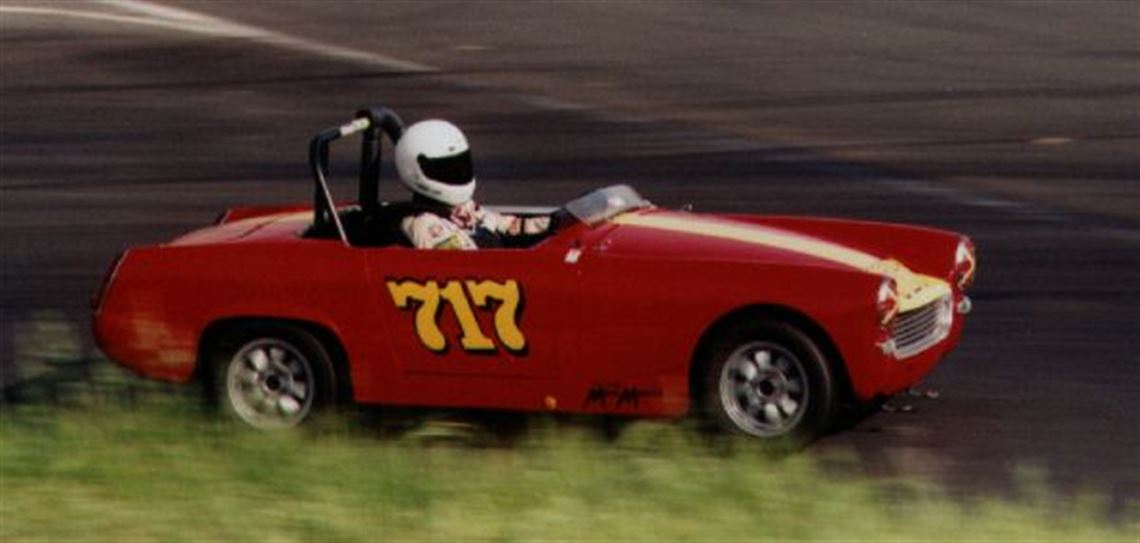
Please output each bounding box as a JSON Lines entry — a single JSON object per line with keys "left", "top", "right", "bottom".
{"left": 365, "top": 242, "right": 579, "bottom": 410}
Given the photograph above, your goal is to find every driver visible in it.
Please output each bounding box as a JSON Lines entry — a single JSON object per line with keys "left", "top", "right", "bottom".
{"left": 394, "top": 119, "right": 550, "bottom": 249}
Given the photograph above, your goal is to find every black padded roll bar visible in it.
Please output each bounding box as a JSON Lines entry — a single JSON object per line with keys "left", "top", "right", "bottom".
{"left": 309, "top": 107, "right": 405, "bottom": 244}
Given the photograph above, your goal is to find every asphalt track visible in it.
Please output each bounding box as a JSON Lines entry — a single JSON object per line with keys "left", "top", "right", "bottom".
{"left": 2, "top": 0, "right": 1137, "bottom": 506}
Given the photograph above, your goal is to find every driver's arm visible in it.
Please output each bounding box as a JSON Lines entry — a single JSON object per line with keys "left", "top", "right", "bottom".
{"left": 461, "top": 201, "right": 550, "bottom": 237}
{"left": 485, "top": 212, "right": 555, "bottom": 249}
{"left": 490, "top": 213, "right": 551, "bottom": 237}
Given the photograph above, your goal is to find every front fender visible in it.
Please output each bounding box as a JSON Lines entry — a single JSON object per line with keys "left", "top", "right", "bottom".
{"left": 727, "top": 215, "right": 965, "bottom": 279}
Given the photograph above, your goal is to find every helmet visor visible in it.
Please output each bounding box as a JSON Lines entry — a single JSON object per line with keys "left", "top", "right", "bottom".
{"left": 417, "top": 151, "right": 473, "bottom": 186}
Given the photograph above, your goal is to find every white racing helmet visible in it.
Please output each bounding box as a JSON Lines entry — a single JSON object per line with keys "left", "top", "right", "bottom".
{"left": 394, "top": 120, "right": 475, "bottom": 206}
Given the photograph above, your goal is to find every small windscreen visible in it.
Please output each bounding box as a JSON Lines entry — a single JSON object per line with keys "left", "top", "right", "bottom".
{"left": 417, "top": 151, "right": 473, "bottom": 186}
{"left": 564, "top": 184, "right": 651, "bottom": 226}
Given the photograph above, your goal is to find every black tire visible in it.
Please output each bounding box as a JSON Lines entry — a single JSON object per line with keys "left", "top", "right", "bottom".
{"left": 598, "top": 416, "right": 632, "bottom": 443}
{"left": 698, "top": 320, "right": 837, "bottom": 446}
{"left": 207, "top": 323, "right": 338, "bottom": 430}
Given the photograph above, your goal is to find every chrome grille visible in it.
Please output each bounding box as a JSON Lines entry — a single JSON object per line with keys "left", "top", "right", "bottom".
{"left": 891, "top": 295, "right": 952, "bottom": 358}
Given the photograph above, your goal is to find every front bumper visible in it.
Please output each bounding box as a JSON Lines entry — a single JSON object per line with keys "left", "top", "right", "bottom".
{"left": 845, "top": 294, "right": 969, "bottom": 400}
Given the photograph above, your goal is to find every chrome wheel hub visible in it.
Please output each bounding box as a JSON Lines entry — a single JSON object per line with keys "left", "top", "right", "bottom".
{"left": 226, "top": 338, "right": 315, "bottom": 429}
{"left": 718, "top": 341, "right": 809, "bottom": 437}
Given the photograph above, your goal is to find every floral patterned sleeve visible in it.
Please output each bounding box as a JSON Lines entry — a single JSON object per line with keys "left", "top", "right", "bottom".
{"left": 401, "top": 213, "right": 477, "bottom": 250}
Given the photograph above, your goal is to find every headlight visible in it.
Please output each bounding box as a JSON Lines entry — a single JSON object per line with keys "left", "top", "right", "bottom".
{"left": 953, "top": 238, "right": 976, "bottom": 290}
{"left": 876, "top": 276, "right": 898, "bottom": 328}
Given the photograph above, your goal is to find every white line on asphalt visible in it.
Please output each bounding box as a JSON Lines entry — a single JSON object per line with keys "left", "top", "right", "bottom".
{"left": 99, "top": 0, "right": 436, "bottom": 73}
{"left": 1, "top": 1, "right": 436, "bottom": 73}
{"left": 95, "top": 0, "right": 235, "bottom": 26}
{"left": 0, "top": 5, "right": 239, "bottom": 35}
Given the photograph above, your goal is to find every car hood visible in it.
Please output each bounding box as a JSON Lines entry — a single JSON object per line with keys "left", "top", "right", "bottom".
{"left": 610, "top": 210, "right": 949, "bottom": 311}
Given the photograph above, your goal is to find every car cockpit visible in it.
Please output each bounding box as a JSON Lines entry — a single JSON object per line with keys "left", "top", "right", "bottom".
{"left": 303, "top": 107, "right": 647, "bottom": 249}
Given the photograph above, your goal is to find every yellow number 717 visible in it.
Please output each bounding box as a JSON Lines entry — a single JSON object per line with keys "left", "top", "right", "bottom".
{"left": 386, "top": 279, "right": 526, "bottom": 354}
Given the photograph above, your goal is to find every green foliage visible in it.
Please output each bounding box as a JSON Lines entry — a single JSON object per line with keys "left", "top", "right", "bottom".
{"left": 1, "top": 400, "right": 1136, "bottom": 542}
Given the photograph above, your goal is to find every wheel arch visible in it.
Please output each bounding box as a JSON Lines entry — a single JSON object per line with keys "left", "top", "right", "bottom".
{"left": 688, "top": 304, "right": 854, "bottom": 408}
{"left": 196, "top": 316, "right": 354, "bottom": 403}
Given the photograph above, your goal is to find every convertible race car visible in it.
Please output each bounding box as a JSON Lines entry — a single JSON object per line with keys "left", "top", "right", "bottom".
{"left": 92, "top": 107, "right": 976, "bottom": 443}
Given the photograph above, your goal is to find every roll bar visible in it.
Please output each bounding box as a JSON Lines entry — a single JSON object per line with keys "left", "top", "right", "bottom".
{"left": 309, "top": 107, "right": 405, "bottom": 244}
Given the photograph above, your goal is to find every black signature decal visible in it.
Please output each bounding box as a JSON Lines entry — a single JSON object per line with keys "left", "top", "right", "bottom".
{"left": 583, "top": 384, "right": 663, "bottom": 410}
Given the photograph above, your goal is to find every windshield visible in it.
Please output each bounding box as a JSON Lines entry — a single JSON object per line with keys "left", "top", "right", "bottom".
{"left": 564, "top": 185, "right": 651, "bottom": 226}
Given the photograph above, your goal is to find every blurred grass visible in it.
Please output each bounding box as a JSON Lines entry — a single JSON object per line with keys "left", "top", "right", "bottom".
{"left": 2, "top": 394, "right": 1137, "bottom": 542}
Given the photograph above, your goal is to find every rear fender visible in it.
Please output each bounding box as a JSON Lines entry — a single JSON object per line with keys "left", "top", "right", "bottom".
{"left": 216, "top": 204, "right": 312, "bottom": 224}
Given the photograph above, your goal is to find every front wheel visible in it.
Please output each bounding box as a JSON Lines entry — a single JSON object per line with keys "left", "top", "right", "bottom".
{"left": 699, "top": 320, "right": 837, "bottom": 445}
{"left": 209, "top": 324, "right": 337, "bottom": 430}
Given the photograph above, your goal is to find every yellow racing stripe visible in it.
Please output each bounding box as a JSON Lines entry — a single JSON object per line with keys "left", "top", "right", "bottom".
{"left": 614, "top": 213, "right": 880, "bottom": 269}
{"left": 613, "top": 212, "right": 950, "bottom": 311}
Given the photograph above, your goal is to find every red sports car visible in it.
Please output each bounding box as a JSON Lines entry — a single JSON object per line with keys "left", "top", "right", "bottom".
{"left": 92, "top": 108, "right": 976, "bottom": 443}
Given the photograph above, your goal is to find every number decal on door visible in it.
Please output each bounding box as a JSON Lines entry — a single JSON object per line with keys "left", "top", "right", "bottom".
{"left": 386, "top": 279, "right": 526, "bottom": 354}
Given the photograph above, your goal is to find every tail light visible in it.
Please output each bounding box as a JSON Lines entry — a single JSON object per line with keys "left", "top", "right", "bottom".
{"left": 876, "top": 276, "right": 898, "bottom": 328}
{"left": 91, "top": 250, "right": 127, "bottom": 312}
{"left": 953, "top": 238, "right": 976, "bottom": 290}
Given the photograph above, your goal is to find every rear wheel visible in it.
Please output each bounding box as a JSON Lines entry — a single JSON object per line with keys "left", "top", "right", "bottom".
{"left": 700, "top": 320, "right": 836, "bottom": 445}
{"left": 208, "top": 324, "right": 337, "bottom": 429}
